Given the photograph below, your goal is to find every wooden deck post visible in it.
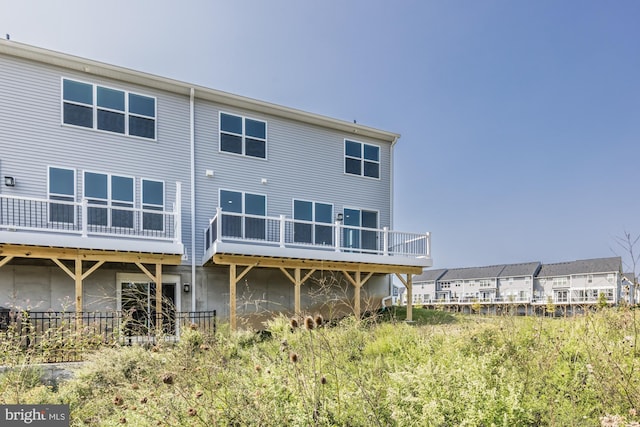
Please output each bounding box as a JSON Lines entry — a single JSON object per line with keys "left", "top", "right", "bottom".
{"left": 354, "top": 271, "right": 361, "bottom": 319}
{"left": 155, "top": 263, "right": 163, "bottom": 334}
{"left": 230, "top": 264, "right": 237, "bottom": 331}
{"left": 294, "top": 268, "right": 301, "bottom": 316}
{"left": 394, "top": 273, "right": 413, "bottom": 322}
{"left": 75, "top": 257, "right": 83, "bottom": 312}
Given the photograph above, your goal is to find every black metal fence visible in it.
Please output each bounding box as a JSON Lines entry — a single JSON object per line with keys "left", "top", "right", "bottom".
{"left": 0, "top": 310, "right": 216, "bottom": 363}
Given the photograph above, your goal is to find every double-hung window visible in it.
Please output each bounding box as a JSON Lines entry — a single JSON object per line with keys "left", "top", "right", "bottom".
{"left": 293, "top": 200, "right": 333, "bottom": 245}
{"left": 219, "top": 112, "right": 266, "bottom": 159}
{"left": 345, "top": 140, "right": 380, "bottom": 178}
{"left": 83, "top": 172, "right": 134, "bottom": 228}
{"left": 142, "top": 180, "right": 164, "bottom": 231}
{"left": 63, "top": 78, "right": 156, "bottom": 140}
{"left": 48, "top": 167, "right": 76, "bottom": 224}
{"left": 220, "top": 190, "right": 266, "bottom": 240}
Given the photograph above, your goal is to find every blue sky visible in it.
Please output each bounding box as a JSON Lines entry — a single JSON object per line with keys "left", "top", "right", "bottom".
{"left": 2, "top": 0, "right": 639, "bottom": 270}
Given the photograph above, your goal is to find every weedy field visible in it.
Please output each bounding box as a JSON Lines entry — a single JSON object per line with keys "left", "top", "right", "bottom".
{"left": 1, "top": 307, "right": 639, "bottom": 426}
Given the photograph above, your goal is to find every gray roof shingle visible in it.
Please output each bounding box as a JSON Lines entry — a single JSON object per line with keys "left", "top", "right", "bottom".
{"left": 413, "top": 268, "right": 448, "bottom": 282}
{"left": 536, "top": 257, "right": 622, "bottom": 278}
{"left": 439, "top": 265, "right": 506, "bottom": 281}
{"left": 498, "top": 262, "right": 541, "bottom": 277}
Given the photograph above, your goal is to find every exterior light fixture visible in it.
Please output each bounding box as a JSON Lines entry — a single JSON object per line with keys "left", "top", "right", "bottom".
{"left": 183, "top": 283, "right": 191, "bottom": 293}
{"left": 336, "top": 213, "right": 344, "bottom": 222}
{"left": 4, "top": 176, "right": 15, "bottom": 187}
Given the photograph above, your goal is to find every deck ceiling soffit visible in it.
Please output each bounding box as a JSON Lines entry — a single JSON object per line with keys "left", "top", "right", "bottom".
{"left": 0, "top": 244, "right": 182, "bottom": 265}
{"left": 211, "top": 254, "right": 422, "bottom": 275}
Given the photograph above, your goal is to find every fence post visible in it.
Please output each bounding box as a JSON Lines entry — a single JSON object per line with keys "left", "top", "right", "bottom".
{"left": 334, "top": 221, "right": 341, "bottom": 252}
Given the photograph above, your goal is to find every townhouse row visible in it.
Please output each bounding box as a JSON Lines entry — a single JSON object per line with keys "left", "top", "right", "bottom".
{"left": 397, "top": 257, "right": 633, "bottom": 307}
{"left": 0, "top": 40, "right": 431, "bottom": 330}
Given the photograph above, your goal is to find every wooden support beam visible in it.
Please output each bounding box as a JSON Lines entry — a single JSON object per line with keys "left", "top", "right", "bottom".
{"left": 395, "top": 272, "right": 414, "bottom": 322}
{"left": 75, "top": 257, "right": 83, "bottom": 312}
{"left": 279, "top": 268, "right": 316, "bottom": 317}
{"left": 230, "top": 264, "right": 237, "bottom": 331}
{"left": 0, "top": 244, "right": 182, "bottom": 264}
{"left": 135, "top": 262, "right": 156, "bottom": 283}
{"left": 341, "top": 270, "right": 374, "bottom": 320}
{"left": 51, "top": 258, "right": 75, "bottom": 280}
{"left": 0, "top": 256, "right": 14, "bottom": 269}
{"left": 155, "top": 263, "right": 162, "bottom": 334}
{"left": 213, "top": 254, "right": 422, "bottom": 275}
{"left": 294, "top": 268, "right": 301, "bottom": 316}
{"left": 354, "top": 271, "right": 361, "bottom": 319}
{"left": 228, "top": 264, "right": 255, "bottom": 332}
{"left": 406, "top": 274, "right": 413, "bottom": 322}
{"left": 82, "top": 260, "right": 105, "bottom": 280}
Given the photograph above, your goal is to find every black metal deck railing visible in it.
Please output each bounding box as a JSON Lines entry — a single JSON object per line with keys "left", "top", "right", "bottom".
{"left": 0, "top": 310, "right": 216, "bottom": 363}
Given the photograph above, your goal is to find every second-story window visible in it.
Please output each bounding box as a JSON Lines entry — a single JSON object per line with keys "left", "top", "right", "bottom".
{"left": 219, "top": 112, "right": 267, "bottom": 159}
{"left": 345, "top": 140, "right": 380, "bottom": 179}
{"left": 220, "top": 190, "right": 266, "bottom": 239}
{"left": 48, "top": 167, "right": 76, "bottom": 224}
{"left": 142, "top": 179, "right": 164, "bottom": 231}
{"left": 293, "top": 200, "right": 333, "bottom": 245}
{"left": 83, "top": 172, "right": 134, "bottom": 228}
{"left": 62, "top": 78, "right": 156, "bottom": 140}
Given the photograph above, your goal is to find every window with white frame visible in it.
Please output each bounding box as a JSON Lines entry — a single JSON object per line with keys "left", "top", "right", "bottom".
{"left": 552, "top": 277, "right": 569, "bottom": 287}
{"left": 293, "top": 200, "right": 333, "bottom": 245}
{"left": 83, "top": 171, "right": 134, "bottom": 228}
{"left": 220, "top": 190, "right": 266, "bottom": 239}
{"left": 48, "top": 167, "right": 75, "bottom": 223}
{"left": 554, "top": 290, "right": 568, "bottom": 302}
{"left": 344, "top": 140, "right": 380, "bottom": 178}
{"left": 62, "top": 78, "right": 156, "bottom": 140}
{"left": 142, "top": 179, "right": 164, "bottom": 231}
{"left": 607, "top": 273, "right": 615, "bottom": 284}
{"left": 219, "top": 112, "right": 266, "bottom": 159}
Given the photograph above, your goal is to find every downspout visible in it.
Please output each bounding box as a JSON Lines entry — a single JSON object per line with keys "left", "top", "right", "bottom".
{"left": 190, "top": 88, "right": 196, "bottom": 312}
{"left": 388, "top": 136, "right": 399, "bottom": 295}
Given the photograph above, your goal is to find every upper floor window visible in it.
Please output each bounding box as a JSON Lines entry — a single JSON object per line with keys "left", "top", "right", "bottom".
{"left": 62, "top": 78, "right": 156, "bottom": 140}
{"left": 553, "top": 277, "right": 569, "bottom": 287}
{"left": 219, "top": 112, "right": 266, "bottom": 159}
{"left": 345, "top": 140, "right": 380, "bottom": 179}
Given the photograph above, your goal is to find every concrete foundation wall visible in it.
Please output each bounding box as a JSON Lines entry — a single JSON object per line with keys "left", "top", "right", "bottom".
{"left": 0, "top": 262, "right": 391, "bottom": 325}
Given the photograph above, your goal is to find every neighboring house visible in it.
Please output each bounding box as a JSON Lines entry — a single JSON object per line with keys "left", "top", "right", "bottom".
{"left": 497, "top": 262, "right": 541, "bottom": 302}
{"left": 621, "top": 273, "right": 637, "bottom": 305}
{"left": 403, "top": 268, "right": 446, "bottom": 304}
{"left": 0, "top": 40, "right": 432, "bottom": 331}
{"left": 534, "top": 257, "right": 621, "bottom": 305}
{"left": 403, "top": 257, "right": 622, "bottom": 309}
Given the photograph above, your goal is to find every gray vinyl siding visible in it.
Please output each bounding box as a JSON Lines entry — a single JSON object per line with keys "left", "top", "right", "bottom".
{"left": 0, "top": 54, "right": 194, "bottom": 262}
{"left": 193, "top": 99, "right": 392, "bottom": 263}
{"left": 1, "top": 51, "right": 394, "bottom": 268}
